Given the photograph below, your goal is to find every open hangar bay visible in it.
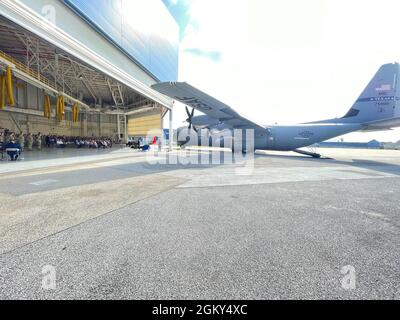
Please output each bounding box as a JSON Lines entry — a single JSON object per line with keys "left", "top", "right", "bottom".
{"left": 0, "top": 148, "right": 399, "bottom": 299}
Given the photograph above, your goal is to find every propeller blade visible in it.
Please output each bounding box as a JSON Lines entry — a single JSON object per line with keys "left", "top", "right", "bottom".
{"left": 185, "top": 106, "right": 192, "bottom": 119}
{"left": 185, "top": 106, "right": 196, "bottom": 131}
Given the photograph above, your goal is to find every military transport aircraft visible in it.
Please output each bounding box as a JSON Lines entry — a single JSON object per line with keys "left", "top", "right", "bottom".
{"left": 152, "top": 63, "right": 400, "bottom": 158}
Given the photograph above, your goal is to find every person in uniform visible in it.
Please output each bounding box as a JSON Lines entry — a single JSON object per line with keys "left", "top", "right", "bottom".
{"left": 18, "top": 133, "right": 25, "bottom": 152}
{"left": 4, "top": 131, "right": 11, "bottom": 144}
{"left": 36, "top": 132, "right": 42, "bottom": 150}
{"left": 0, "top": 131, "right": 4, "bottom": 159}
{"left": 27, "top": 133, "right": 33, "bottom": 151}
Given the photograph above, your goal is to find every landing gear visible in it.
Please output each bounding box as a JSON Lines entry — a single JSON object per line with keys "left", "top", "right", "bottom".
{"left": 231, "top": 146, "right": 248, "bottom": 155}
{"left": 293, "top": 149, "right": 321, "bottom": 158}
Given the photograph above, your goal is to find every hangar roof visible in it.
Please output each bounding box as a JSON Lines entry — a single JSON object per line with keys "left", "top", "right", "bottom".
{"left": 0, "top": 16, "right": 165, "bottom": 113}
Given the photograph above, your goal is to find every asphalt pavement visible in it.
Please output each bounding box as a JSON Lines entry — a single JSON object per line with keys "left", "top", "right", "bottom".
{"left": 0, "top": 148, "right": 399, "bottom": 299}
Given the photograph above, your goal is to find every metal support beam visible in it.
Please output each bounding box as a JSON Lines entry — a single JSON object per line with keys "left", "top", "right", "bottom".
{"left": 117, "top": 114, "right": 121, "bottom": 142}
{"left": 169, "top": 108, "right": 173, "bottom": 152}
{"left": 9, "top": 113, "right": 23, "bottom": 133}
{"left": 0, "top": 0, "right": 173, "bottom": 110}
{"left": 107, "top": 79, "right": 125, "bottom": 108}
{"left": 124, "top": 114, "right": 128, "bottom": 144}
{"left": 123, "top": 105, "right": 157, "bottom": 116}
{"left": 0, "top": 59, "right": 96, "bottom": 113}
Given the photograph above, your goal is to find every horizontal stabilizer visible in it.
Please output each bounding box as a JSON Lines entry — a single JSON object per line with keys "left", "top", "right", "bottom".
{"left": 360, "top": 116, "right": 400, "bottom": 131}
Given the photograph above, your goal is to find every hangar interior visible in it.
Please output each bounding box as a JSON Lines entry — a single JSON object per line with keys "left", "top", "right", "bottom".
{"left": 0, "top": 17, "right": 171, "bottom": 143}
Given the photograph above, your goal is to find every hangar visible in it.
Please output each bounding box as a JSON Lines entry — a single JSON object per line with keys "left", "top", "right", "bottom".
{"left": 0, "top": 0, "right": 178, "bottom": 149}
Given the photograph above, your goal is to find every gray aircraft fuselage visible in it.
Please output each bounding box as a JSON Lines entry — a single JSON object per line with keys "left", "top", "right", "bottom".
{"left": 256, "top": 123, "right": 362, "bottom": 151}
{"left": 156, "top": 63, "right": 400, "bottom": 156}
{"left": 177, "top": 122, "right": 362, "bottom": 152}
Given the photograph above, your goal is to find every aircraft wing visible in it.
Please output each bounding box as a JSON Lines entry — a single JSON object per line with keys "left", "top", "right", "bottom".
{"left": 151, "top": 82, "right": 265, "bottom": 131}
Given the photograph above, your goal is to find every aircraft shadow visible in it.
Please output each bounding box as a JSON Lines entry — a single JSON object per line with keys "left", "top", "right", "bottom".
{"left": 253, "top": 152, "right": 400, "bottom": 176}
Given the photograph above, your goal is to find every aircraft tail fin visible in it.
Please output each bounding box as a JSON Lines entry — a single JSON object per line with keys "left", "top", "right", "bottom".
{"left": 340, "top": 63, "right": 400, "bottom": 126}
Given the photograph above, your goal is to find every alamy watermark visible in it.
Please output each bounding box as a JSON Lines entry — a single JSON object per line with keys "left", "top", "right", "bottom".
{"left": 42, "top": 265, "right": 57, "bottom": 291}
{"left": 145, "top": 128, "right": 256, "bottom": 174}
{"left": 41, "top": 5, "right": 56, "bottom": 25}
{"left": 340, "top": 265, "right": 356, "bottom": 290}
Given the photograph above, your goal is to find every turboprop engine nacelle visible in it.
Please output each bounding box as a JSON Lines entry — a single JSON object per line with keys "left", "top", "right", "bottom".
{"left": 191, "top": 115, "right": 220, "bottom": 128}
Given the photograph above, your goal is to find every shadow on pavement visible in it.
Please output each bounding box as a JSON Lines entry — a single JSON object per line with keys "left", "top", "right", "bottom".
{"left": 254, "top": 152, "right": 400, "bottom": 176}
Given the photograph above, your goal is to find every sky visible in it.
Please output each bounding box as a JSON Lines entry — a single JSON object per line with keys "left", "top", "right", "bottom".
{"left": 163, "top": 0, "right": 400, "bottom": 142}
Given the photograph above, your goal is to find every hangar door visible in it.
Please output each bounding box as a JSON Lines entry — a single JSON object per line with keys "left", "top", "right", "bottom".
{"left": 127, "top": 111, "right": 162, "bottom": 137}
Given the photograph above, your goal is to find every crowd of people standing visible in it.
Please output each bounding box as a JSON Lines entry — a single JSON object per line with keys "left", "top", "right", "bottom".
{"left": 1, "top": 128, "right": 114, "bottom": 161}
{"left": 0, "top": 130, "right": 37, "bottom": 151}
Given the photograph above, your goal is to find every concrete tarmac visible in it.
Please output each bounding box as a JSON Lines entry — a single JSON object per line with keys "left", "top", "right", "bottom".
{"left": 0, "top": 148, "right": 399, "bottom": 299}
